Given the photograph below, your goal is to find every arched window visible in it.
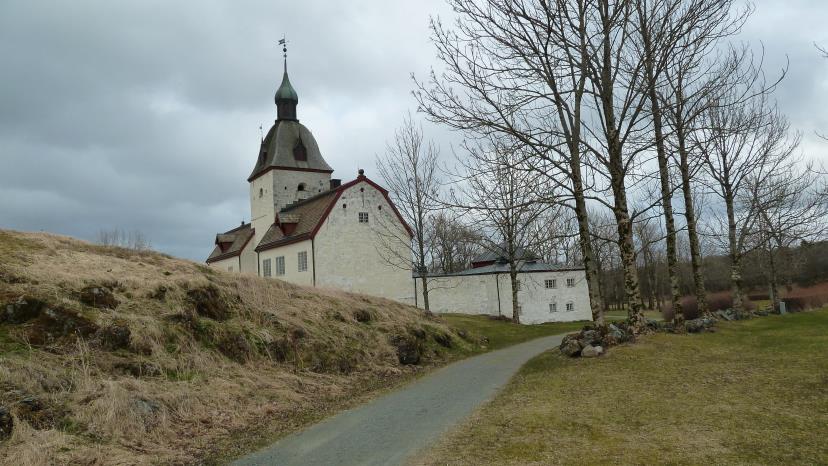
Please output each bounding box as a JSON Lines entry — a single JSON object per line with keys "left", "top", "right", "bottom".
{"left": 297, "top": 183, "right": 306, "bottom": 192}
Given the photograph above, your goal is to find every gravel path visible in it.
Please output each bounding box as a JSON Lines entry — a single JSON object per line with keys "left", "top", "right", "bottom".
{"left": 231, "top": 333, "right": 567, "bottom": 466}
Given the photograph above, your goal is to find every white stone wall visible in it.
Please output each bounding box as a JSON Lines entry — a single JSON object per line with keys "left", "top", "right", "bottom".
{"left": 249, "top": 169, "right": 331, "bottom": 246}
{"left": 249, "top": 171, "right": 276, "bottom": 246}
{"left": 314, "top": 182, "right": 414, "bottom": 304}
{"left": 271, "top": 169, "right": 330, "bottom": 212}
{"left": 420, "top": 269, "right": 592, "bottom": 324}
{"left": 257, "top": 239, "right": 314, "bottom": 287}
{"left": 207, "top": 256, "right": 240, "bottom": 273}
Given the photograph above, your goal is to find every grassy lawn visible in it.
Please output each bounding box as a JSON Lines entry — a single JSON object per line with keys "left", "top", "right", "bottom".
{"left": 439, "top": 314, "right": 587, "bottom": 352}
{"left": 417, "top": 308, "right": 828, "bottom": 465}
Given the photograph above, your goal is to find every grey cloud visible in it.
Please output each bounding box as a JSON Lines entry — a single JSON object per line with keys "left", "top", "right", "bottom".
{"left": 0, "top": 0, "right": 825, "bottom": 261}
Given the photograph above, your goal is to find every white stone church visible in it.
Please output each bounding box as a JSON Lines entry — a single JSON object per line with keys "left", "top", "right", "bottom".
{"left": 206, "top": 60, "right": 414, "bottom": 303}
{"left": 206, "top": 57, "right": 591, "bottom": 324}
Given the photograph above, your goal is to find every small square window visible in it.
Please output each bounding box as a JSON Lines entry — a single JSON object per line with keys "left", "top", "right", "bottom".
{"left": 298, "top": 251, "right": 308, "bottom": 272}
{"left": 262, "top": 259, "right": 272, "bottom": 277}
{"left": 566, "top": 278, "right": 575, "bottom": 288}
{"left": 549, "top": 302, "right": 557, "bottom": 313}
{"left": 566, "top": 302, "right": 574, "bottom": 312}
{"left": 359, "top": 212, "right": 369, "bottom": 223}
{"left": 545, "top": 279, "right": 557, "bottom": 289}
{"left": 275, "top": 256, "right": 285, "bottom": 276}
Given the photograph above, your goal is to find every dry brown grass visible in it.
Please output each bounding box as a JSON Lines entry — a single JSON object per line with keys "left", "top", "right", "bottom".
{"left": 0, "top": 230, "right": 479, "bottom": 465}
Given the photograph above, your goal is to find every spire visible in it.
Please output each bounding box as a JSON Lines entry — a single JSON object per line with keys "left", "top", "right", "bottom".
{"left": 275, "top": 37, "right": 298, "bottom": 120}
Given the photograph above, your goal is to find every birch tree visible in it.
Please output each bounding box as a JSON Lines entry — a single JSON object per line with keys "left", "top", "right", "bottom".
{"left": 414, "top": 0, "right": 607, "bottom": 324}
{"left": 375, "top": 114, "right": 441, "bottom": 310}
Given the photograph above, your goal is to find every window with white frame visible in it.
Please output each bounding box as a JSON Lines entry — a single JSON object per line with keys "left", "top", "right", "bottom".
{"left": 549, "top": 301, "right": 558, "bottom": 313}
{"left": 566, "top": 301, "right": 574, "bottom": 312}
{"left": 275, "top": 256, "right": 285, "bottom": 275}
{"left": 566, "top": 277, "right": 575, "bottom": 288}
{"left": 358, "top": 212, "right": 369, "bottom": 223}
{"left": 298, "top": 251, "right": 308, "bottom": 272}
{"left": 545, "top": 279, "right": 557, "bottom": 289}
{"left": 262, "top": 259, "right": 271, "bottom": 277}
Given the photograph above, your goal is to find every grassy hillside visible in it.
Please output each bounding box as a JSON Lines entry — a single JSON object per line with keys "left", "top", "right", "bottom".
{"left": 418, "top": 309, "right": 828, "bottom": 465}
{"left": 0, "top": 230, "right": 485, "bottom": 465}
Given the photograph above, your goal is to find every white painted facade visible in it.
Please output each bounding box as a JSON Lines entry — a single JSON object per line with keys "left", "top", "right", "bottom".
{"left": 314, "top": 182, "right": 413, "bottom": 303}
{"left": 418, "top": 267, "right": 592, "bottom": 324}
{"left": 257, "top": 238, "right": 314, "bottom": 287}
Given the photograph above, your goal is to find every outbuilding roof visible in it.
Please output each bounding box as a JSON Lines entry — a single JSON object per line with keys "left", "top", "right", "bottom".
{"left": 206, "top": 223, "right": 255, "bottom": 263}
{"left": 414, "top": 260, "right": 585, "bottom": 278}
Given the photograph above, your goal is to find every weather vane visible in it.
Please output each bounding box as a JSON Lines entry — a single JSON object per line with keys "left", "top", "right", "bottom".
{"left": 278, "top": 35, "right": 288, "bottom": 59}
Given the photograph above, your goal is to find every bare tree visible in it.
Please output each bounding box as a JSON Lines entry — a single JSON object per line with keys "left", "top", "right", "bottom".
{"left": 375, "top": 114, "right": 441, "bottom": 310}
{"left": 446, "top": 138, "right": 555, "bottom": 323}
{"left": 748, "top": 162, "right": 828, "bottom": 310}
{"left": 96, "top": 229, "right": 152, "bottom": 251}
{"left": 696, "top": 78, "right": 798, "bottom": 315}
{"left": 414, "top": 0, "right": 608, "bottom": 324}
{"left": 631, "top": 0, "right": 748, "bottom": 327}
{"left": 429, "top": 211, "right": 482, "bottom": 273}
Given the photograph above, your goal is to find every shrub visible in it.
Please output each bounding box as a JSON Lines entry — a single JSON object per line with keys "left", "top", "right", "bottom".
{"left": 783, "top": 293, "right": 828, "bottom": 312}
{"left": 661, "top": 291, "right": 754, "bottom": 321}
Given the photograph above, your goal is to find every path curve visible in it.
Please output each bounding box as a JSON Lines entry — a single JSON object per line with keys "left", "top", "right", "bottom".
{"left": 232, "top": 333, "right": 566, "bottom": 466}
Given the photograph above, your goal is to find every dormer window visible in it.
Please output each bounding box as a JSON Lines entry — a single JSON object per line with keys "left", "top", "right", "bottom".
{"left": 293, "top": 138, "right": 307, "bottom": 161}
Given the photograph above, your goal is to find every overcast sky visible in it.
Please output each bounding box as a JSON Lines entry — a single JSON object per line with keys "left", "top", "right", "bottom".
{"left": 1, "top": 0, "right": 826, "bottom": 261}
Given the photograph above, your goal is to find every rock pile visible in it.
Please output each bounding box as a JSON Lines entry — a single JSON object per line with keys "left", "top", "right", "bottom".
{"left": 559, "top": 322, "right": 634, "bottom": 358}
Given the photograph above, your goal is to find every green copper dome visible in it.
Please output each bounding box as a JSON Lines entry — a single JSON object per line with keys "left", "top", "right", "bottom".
{"left": 275, "top": 70, "right": 298, "bottom": 103}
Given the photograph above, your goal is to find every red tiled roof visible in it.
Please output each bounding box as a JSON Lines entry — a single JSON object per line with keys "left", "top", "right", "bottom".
{"left": 254, "top": 175, "right": 413, "bottom": 253}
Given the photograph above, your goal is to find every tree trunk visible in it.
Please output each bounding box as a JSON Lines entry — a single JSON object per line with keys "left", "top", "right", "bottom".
{"left": 638, "top": 9, "right": 683, "bottom": 329}
{"left": 767, "top": 243, "right": 781, "bottom": 312}
{"left": 610, "top": 172, "right": 647, "bottom": 331}
{"left": 725, "top": 194, "right": 745, "bottom": 314}
{"left": 571, "top": 158, "right": 605, "bottom": 325}
{"left": 419, "top": 274, "right": 430, "bottom": 312}
{"left": 677, "top": 124, "right": 709, "bottom": 316}
{"left": 509, "top": 261, "right": 520, "bottom": 324}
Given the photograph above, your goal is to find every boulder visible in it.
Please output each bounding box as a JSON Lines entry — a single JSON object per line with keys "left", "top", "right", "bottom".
{"left": 580, "top": 329, "right": 601, "bottom": 345}
{"left": 79, "top": 285, "right": 119, "bottom": 309}
{"left": 684, "top": 316, "right": 716, "bottom": 333}
{"left": 559, "top": 334, "right": 583, "bottom": 357}
{"left": 0, "top": 407, "right": 11, "bottom": 440}
{"left": 389, "top": 334, "right": 421, "bottom": 365}
{"left": 581, "top": 345, "right": 603, "bottom": 358}
{"left": 26, "top": 307, "right": 99, "bottom": 346}
{"left": 432, "top": 332, "right": 453, "bottom": 348}
{"left": 2, "top": 296, "right": 47, "bottom": 324}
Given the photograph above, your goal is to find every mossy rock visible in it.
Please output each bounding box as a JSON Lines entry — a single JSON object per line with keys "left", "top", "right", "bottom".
{"left": 389, "top": 333, "right": 422, "bottom": 365}
{"left": 26, "top": 307, "right": 98, "bottom": 346}
{"left": 79, "top": 285, "right": 119, "bottom": 309}
{"left": 1, "top": 296, "right": 47, "bottom": 324}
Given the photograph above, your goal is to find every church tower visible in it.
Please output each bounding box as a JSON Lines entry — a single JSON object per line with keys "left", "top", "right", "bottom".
{"left": 248, "top": 50, "right": 333, "bottom": 245}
